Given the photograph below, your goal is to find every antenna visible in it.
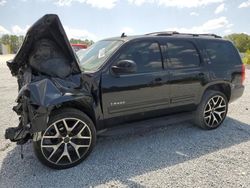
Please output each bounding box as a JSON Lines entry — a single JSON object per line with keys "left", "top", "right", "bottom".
{"left": 121, "top": 33, "right": 127, "bottom": 38}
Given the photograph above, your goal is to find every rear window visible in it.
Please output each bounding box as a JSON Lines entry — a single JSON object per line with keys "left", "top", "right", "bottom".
{"left": 204, "top": 41, "right": 241, "bottom": 65}
{"left": 166, "top": 40, "right": 200, "bottom": 68}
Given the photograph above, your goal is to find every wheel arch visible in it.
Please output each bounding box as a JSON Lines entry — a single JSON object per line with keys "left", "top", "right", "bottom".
{"left": 51, "top": 100, "right": 97, "bottom": 128}
{"left": 199, "top": 81, "right": 231, "bottom": 103}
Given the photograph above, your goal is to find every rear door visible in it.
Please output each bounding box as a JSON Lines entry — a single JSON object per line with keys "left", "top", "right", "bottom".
{"left": 101, "top": 39, "right": 170, "bottom": 120}
{"left": 163, "top": 38, "right": 205, "bottom": 106}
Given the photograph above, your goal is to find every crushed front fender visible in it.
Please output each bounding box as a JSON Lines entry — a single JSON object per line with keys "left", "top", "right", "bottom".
{"left": 5, "top": 74, "right": 93, "bottom": 144}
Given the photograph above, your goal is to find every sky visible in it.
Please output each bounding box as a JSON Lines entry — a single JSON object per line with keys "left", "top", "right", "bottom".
{"left": 0, "top": 0, "right": 250, "bottom": 41}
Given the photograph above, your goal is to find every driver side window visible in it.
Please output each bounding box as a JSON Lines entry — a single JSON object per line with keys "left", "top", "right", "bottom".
{"left": 117, "top": 41, "right": 163, "bottom": 73}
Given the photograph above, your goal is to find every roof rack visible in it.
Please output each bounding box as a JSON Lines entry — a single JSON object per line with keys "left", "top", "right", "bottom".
{"left": 195, "top": 33, "right": 222, "bottom": 38}
{"left": 145, "top": 31, "right": 222, "bottom": 38}
{"left": 145, "top": 31, "right": 180, "bottom": 36}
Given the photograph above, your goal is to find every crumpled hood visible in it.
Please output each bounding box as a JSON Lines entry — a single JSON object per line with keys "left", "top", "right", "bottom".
{"left": 7, "top": 14, "right": 80, "bottom": 78}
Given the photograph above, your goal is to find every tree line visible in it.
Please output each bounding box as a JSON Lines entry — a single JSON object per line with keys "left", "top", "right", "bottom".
{"left": 0, "top": 35, "right": 24, "bottom": 54}
{"left": 0, "top": 34, "right": 94, "bottom": 54}
{"left": 69, "top": 38, "right": 94, "bottom": 46}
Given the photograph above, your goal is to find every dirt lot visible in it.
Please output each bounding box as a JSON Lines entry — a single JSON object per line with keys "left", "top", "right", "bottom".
{"left": 0, "top": 54, "right": 249, "bottom": 188}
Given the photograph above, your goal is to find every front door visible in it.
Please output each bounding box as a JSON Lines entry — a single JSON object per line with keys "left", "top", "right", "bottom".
{"left": 101, "top": 40, "right": 170, "bottom": 122}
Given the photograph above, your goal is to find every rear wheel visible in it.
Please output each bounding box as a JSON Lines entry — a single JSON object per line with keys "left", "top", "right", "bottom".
{"left": 33, "top": 108, "right": 96, "bottom": 169}
{"left": 194, "top": 90, "right": 228, "bottom": 129}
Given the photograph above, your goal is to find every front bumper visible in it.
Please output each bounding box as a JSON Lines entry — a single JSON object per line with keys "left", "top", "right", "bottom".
{"left": 5, "top": 122, "right": 30, "bottom": 144}
{"left": 5, "top": 97, "right": 50, "bottom": 144}
{"left": 5, "top": 74, "right": 87, "bottom": 144}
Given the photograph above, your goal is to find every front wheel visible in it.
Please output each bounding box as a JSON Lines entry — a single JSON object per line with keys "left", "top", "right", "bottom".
{"left": 193, "top": 90, "right": 228, "bottom": 129}
{"left": 33, "top": 108, "right": 96, "bottom": 169}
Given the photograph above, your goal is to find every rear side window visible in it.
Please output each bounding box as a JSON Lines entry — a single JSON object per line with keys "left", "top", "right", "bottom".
{"left": 117, "top": 41, "right": 163, "bottom": 73}
{"left": 204, "top": 41, "right": 241, "bottom": 65}
{"left": 166, "top": 40, "right": 200, "bottom": 68}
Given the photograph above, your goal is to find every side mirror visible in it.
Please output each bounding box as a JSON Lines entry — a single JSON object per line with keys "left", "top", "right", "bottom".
{"left": 111, "top": 60, "right": 137, "bottom": 74}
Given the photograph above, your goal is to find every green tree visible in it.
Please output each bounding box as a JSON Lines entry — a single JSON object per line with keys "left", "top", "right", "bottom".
{"left": 9, "top": 35, "right": 19, "bottom": 53}
{"left": 243, "top": 49, "right": 250, "bottom": 65}
{"left": 16, "top": 35, "right": 24, "bottom": 52}
{"left": 1, "top": 34, "right": 95, "bottom": 53}
{"left": 69, "top": 38, "right": 94, "bottom": 46}
{"left": 0, "top": 34, "right": 24, "bottom": 53}
{"left": 84, "top": 39, "right": 94, "bottom": 46}
{"left": 224, "top": 33, "right": 250, "bottom": 53}
{"left": 1, "top": 34, "right": 10, "bottom": 45}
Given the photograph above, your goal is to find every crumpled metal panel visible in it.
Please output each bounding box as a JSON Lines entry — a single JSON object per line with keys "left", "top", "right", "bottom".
{"left": 29, "top": 76, "right": 89, "bottom": 106}
{"left": 29, "top": 39, "right": 72, "bottom": 78}
{"left": 7, "top": 14, "right": 80, "bottom": 77}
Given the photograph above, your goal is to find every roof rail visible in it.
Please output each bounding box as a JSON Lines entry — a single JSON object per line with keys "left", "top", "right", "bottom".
{"left": 145, "top": 31, "right": 180, "bottom": 36}
{"left": 195, "top": 33, "right": 222, "bottom": 38}
{"left": 145, "top": 31, "right": 222, "bottom": 38}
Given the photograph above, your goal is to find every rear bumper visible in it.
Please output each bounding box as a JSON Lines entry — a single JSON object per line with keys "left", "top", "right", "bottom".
{"left": 229, "top": 85, "right": 244, "bottom": 103}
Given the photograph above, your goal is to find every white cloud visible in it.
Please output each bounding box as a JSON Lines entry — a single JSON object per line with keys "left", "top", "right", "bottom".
{"left": 242, "top": 31, "right": 250, "bottom": 35}
{"left": 0, "top": 25, "right": 10, "bottom": 35}
{"left": 215, "top": 3, "right": 226, "bottom": 14}
{"left": 1, "top": 24, "right": 97, "bottom": 40}
{"left": 226, "top": 23, "right": 233, "bottom": 28}
{"left": 128, "top": 0, "right": 224, "bottom": 8}
{"left": 86, "top": 0, "right": 118, "bottom": 9}
{"left": 11, "top": 25, "right": 30, "bottom": 35}
{"left": 0, "top": 0, "right": 6, "bottom": 6}
{"left": 202, "top": 17, "right": 230, "bottom": 30}
{"left": 238, "top": 0, "right": 250, "bottom": 8}
{"left": 190, "top": 12, "right": 199, "bottom": 16}
{"left": 127, "top": 0, "right": 147, "bottom": 6}
{"left": 120, "top": 27, "right": 135, "bottom": 35}
{"left": 54, "top": 0, "right": 118, "bottom": 9}
{"left": 64, "top": 26, "right": 98, "bottom": 41}
{"left": 55, "top": 0, "right": 73, "bottom": 6}
{"left": 0, "top": 25, "right": 30, "bottom": 36}
{"left": 166, "top": 17, "right": 232, "bottom": 34}
{"left": 224, "top": 29, "right": 232, "bottom": 34}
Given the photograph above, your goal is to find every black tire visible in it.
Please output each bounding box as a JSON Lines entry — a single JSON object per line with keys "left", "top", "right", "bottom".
{"left": 193, "top": 90, "right": 228, "bottom": 130}
{"left": 33, "top": 108, "right": 96, "bottom": 169}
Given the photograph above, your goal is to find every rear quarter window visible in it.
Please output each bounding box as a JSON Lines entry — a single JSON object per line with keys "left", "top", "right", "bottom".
{"left": 204, "top": 40, "right": 241, "bottom": 65}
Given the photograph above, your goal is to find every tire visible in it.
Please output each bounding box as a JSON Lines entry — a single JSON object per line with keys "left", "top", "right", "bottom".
{"left": 193, "top": 90, "right": 228, "bottom": 130}
{"left": 33, "top": 108, "right": 96, "bottom": 169}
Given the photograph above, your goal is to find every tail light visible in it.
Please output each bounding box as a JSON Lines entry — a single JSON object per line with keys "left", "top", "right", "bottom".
{"left": 241, "top": 64, "right": 246, "bottom": 85}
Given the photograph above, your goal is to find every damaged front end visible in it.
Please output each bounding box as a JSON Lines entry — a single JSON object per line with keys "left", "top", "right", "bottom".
{"left": 5, "top": 74, "right": 88, "bottom": 144}
{"left": 5, "top": 14, "right": 87, "bottom": 144}
{"left": 5, "top": 82, "right": 51, "bottom": 144}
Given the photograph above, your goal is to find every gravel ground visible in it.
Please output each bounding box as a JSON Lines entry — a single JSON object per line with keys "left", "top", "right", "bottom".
{"left": 0, "top": 54, "right": 249, "bottom": 188}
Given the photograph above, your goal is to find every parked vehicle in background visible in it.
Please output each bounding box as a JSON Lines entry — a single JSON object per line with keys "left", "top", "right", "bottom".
{"left": 71, "top": 43, "right": 87, "bottom": 52}
{"left": 5, "top": 14, "right": 245, "bottom": 169}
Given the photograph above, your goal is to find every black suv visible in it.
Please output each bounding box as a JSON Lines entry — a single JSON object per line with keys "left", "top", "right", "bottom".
{"left": 5, "top": 15, "right": 245, "bottom": 169}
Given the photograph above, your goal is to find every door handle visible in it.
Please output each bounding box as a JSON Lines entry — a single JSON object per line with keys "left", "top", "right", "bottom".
{"left": 198, "top": 73, "right": 205, "bottom": 78}
{"left": 149, "top": 77, "right": 162, "bottom": 85}
{"left": 155, "top": 77, "right": 162, "bottom": 82}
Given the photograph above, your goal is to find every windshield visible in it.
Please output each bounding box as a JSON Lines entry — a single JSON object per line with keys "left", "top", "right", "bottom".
{"left": 76, "top": 40, "right": 123, "bottom": 71}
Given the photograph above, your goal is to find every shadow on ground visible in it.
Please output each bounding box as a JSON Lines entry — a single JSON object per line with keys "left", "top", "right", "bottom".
{"left": 1, "top": 116, "right": 250, "bottom": 187}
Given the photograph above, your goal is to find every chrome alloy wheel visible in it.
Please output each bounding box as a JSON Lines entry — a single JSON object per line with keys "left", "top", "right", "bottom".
{"left": 203, "top": 95, "right": 227, "bottom": 128}
{"left": 41, "top": 118, "right": 92, "bottom": 165}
